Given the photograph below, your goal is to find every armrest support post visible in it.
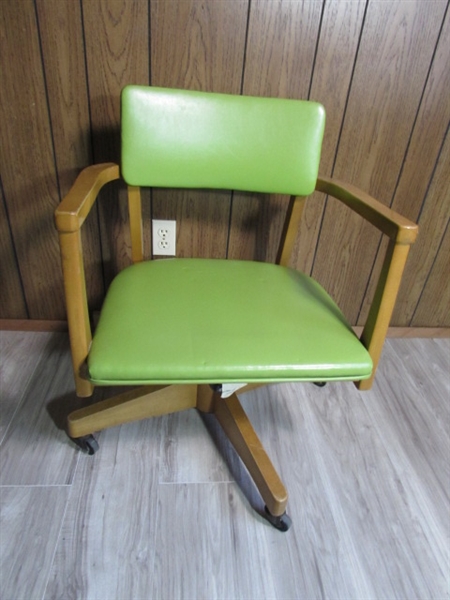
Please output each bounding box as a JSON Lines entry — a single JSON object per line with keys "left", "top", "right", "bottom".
{"left": 127, "top": 185, "right": 144, "bottom": 263}
{"left": 315, "top": 176, "right": 418, "bottom": 389}
{"left": 55, "top": 163, "right": 120, "bottom": 396}
{"left": 276, "top": 195, "right": 307, "bottom": 266}
{"left": 58, "top": 230, "right": 94, "bottom": 397}
{"left": 357, "top": 240, "right": 411, "bottom": 390}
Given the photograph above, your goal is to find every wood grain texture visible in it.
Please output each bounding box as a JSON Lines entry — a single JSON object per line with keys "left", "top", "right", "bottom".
{"left": 35, "top": 0, "right": 91, "bottom": 196}
{"left": 0, "top": 0, "right": 65, "bottom": 319}
{"left": 356, "top": 326, "right": 450, "bottom": 339}
{"left": 405, "top": 130, "right": 450, "bottom": 325}
{"left": 67, "top": 384, "right": 197, "bottom": 437}
{"left": 303, "top": 377, "right": 448, "bottom": 599}
{"left": 229, "top": 0, "right": 323, "bottom": 262}
{"left": 311, "top": 0, "right": 447, "bottom": 323}
{"left": 58, "top": 230, "right": 94, "bottom": 398}
{"left": 0, "top": 333, "right": 79, "bottom": 485}
{"left": 151, "top": 0, "right": 249, "bottom": 260}
{"left": 0, "top": 331, "right": 52, "bottom": 444}
{"left": 55, "top": 163, "right": 121, "bottom": 396}
{"left": 152, "top": 189, "right": 231, "bottom": 259}
{"left": 82, "top": 0, "right": 150, "bottom": 282}
{"left": 151, "top": 0, "right": 248, "bottom": 94}
{"left": 0, "top": 0, "right": 449, "bottom": 326}
{"left": 276, "top": 196, "right": 307, "bottom": 266}
{"left": 0, "top": 186, "right": 27, "bottom": 319}
{"left": 151, "top": 482, "right": 281, "bottom": 600}
{"left": 391, "top": 3, "right": 450, "bottom": 228}
{"left": 213, "top": 393, "right": 288, "bottom": 515}
{"left": 364, "top": 341, "right": 450, "bottom": 580}
{"left": 44, "top": 419, "right": 162, "bottom": 600}
{"left": 384, "top": 338, "right": 450, "bottom": 439}
{"left": 292, "top": 0, "right": 367, "bottom": 273}
{"left": 239, "top": 384, "right": 378, "bottom": 600}
{"left": 363, "top": 8, "right": 450, "bottom": 325}
{"left": 432, "top": 337, "right": 450, "bottom": 371}
{"left": 242, "top": 0, "right": 323, "bottom": 99}
{"left": 0, "top": 486, "right": 69, "bottom": 600}
{"left": 0, "top": 334, "right": 448, "bottom": 599}
{"left": 127, "top": 186, "right": 144, "bottom": 263}
{"left": 227, "top": 190, "right": 289, "bottom": 262}
{"left": 159, "top": 409, "right": 239, "bottom": 484}
{"left": 36, "top": 0, "right": 104, "bottom": 310}
{"left": 0, "top": 320, "right": 68, "bottom": 332}
{"left": 412, "top": 222, "right": 450, "bottom": 326}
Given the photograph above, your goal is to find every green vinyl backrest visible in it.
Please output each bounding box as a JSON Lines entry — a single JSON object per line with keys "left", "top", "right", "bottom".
{"left": 121, "top": 86, "right": 326, "bottom": 196}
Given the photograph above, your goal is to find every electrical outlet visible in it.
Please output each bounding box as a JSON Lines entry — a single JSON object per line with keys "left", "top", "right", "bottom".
{"left": 152, "top": 219, "right": 176, "bottom": 256}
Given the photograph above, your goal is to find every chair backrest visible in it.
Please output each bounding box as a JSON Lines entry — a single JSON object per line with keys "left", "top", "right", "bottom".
{"left": 121, "top": 86, "right": 325, "bottom": 196}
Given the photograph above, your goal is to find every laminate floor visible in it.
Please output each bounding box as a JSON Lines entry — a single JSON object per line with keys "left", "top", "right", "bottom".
{"left": 0, "top": 331, "right": 449, "bottom": 600}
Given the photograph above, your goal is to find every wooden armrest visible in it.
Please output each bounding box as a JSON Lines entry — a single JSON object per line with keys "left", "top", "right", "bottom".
{"left": 316, "top": 176, "right": 418, "bottom": 244}
{"left": 316, "top": 176, "right": 418, "bottom": 390}
{"left": 55, "top": 163, "right": 118, "bottom": 397}
{"left": 55, "top": 163, "right": 120, "bottom": 232}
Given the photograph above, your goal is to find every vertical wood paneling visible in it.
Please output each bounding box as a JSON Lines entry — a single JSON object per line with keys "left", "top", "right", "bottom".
{"left": 291, "top": 0, "right": 367, "bottom": 273}
{"left": 82, "top": 0, "right": 150, "bottom": 281}
{"left": 242, "top": 0, "right": 323, "bottom": 99}
{"left": 36, "top": 0, "right": 104, "bottom": 310}
{"left": 151, "top": 0, "right": 248, "bottom": 94}
{"left": 389, "top": 9, "right": 450, "bottom": 324}
{"left": 0, "top": 0, "right": 64, "bottom": 319}
{"left": 0, "top": 0, "right": 448, "bottom": 327}
{"left": 412, "top": 223, "right": 450, "bottom": 327}
{"left": 406, "top": 131, "right": 450, "bottom": 325}
{"left": 311, "top": 0, "right": 447, "bottom": 323}
{"left": 35, "top": 0, "right": 91, "bottom": 196}
{"left": 359, "top": 7, "right": 450, "bottom": 326}
{"left": 150, "top": 188, "right": 232, "bottom": 259}
{"left": 150, "top": 0, "right": 249, "bottom": 258}
{"left": 228, "top": 0, "right": 324, "bottom": 262}
{"left": 0, "top": 186, "right": 27, "bottom": 319}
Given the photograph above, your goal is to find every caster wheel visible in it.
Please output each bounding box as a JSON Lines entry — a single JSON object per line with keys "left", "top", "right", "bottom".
{"left": 71, "top": 434, "right": 99, "bottom": 455}
{"left": 264, "top": 506, "right": 292, "bottom": 532}
{"left": 313, "top": 381, "right": 327, "bottom": 387}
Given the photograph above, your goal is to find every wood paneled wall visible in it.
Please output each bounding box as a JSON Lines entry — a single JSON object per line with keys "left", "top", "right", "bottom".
{"left": 1, "top": 0, "right": 449, "bottom": 326}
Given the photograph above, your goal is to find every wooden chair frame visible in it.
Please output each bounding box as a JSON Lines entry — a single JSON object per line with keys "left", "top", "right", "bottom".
{"left": 55, "top": 162, "right": 418, "bottom": 522}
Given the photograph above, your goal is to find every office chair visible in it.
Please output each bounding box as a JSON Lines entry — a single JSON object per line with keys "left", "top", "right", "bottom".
{"left": 55, "top": 86, "right": 418, "bottom": 531}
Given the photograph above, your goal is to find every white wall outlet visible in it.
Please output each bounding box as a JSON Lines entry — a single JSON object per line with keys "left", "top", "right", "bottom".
{"left": 152, "top": 219, "right": 176, "bottom": 256}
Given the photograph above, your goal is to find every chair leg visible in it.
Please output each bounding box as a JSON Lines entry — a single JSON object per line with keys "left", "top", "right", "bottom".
{"left": 67, "top": 384, "right": 197, "bottom": 438}
{"left": 212, "top": 393, "right": 288, "bottom": 519}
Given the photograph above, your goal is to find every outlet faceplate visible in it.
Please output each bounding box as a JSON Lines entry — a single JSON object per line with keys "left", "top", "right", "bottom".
{"left": 152, "top": 219, "right": 176, "bottom": 256}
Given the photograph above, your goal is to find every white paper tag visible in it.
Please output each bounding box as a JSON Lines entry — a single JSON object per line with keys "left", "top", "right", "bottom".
{"left": 221, "top": 383, "right": 247, "bottom": 398}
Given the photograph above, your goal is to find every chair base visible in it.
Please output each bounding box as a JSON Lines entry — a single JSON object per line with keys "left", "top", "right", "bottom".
{"left": 264, "top": 506, "right": 292, "bottom": 532}
{"left": 68, "top": 383, "right": 289, "bottom": 526}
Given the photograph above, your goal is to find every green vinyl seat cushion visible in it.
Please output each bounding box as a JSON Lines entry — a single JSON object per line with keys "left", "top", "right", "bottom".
{"left": 87, "top": 259, "right": 372, "bottom": 385}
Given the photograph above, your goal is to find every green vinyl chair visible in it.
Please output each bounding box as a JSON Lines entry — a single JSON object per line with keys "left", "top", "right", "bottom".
{"left": 55, "top": 85, "right": 418, "bottom": 531}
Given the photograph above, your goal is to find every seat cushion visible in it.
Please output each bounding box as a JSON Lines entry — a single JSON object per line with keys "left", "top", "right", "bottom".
{"left": 88, "top": 259, "right": 372, "bottom": 385}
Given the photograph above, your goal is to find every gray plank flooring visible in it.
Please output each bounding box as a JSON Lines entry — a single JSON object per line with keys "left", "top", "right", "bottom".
{"left": 0, "top": 332, "right": 449, "bottom": 600}
{"left": 0, "top": 331, "right": 53, "bottom": 444}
